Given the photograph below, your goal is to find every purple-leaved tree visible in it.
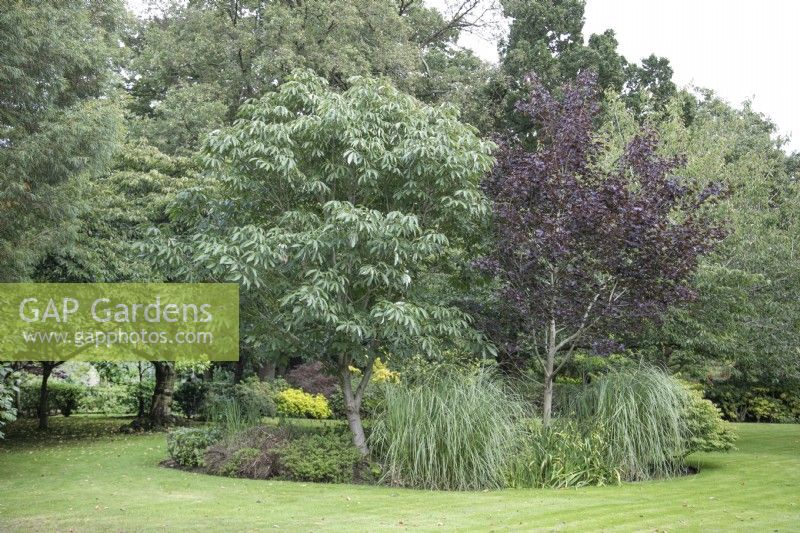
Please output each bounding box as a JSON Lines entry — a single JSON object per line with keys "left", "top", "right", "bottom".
{"left": 481, "top": 71, "right": 725, "bottom": 423}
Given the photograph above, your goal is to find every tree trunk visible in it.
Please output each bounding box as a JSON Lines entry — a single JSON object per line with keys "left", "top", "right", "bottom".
{"left": 542, "top": 319, "right": 557, "bottom": 426}
{"left": 339, "top": 360, "right": 373, "bottom": 456}
{"left": 37, "top": 362, "right": 55, "bottom": 430}
{"left": 136, "top": 362, "right": 146, "bottom": 417}
{"left": 542, "top": 371, "right": 554, "bottom": 426}
{"left": 149, "top": 362, "right": 176, "bottom": 427}
{"left": 233, "top": 357, "right": 246, "bottom": 384}
{"left": 257, "top": 360, "right": 276, "bottom": 381}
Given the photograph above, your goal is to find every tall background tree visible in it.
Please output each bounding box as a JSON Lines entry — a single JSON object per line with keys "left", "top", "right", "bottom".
{"left": 598, "top": 90, "right": 800, "bottom": 396}
{"left": 126, "top": 0, "right": 492, "bottom": 153}
{"left": 1, "top": 0, "right": 129, "bottom": 429}
{"left": 0, "top": 0, "right": 127, "bottom": 280}
{"left": 31, "top": 140, "right": 197, "bottom": 428}
{"left": 492, "top": 0, "right": 677, "bottom": 136}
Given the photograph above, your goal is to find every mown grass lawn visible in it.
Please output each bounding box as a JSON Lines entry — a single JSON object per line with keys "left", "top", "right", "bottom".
{"left": 0, "top": 416, "right": 797, "bottom": 532}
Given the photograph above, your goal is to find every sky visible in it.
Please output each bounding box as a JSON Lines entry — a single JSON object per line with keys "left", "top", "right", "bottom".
{"left": 454, "top": 0, "right": 800, "bottom": 152}
{"left": 127, "top": 0, "right": 799, "bottom": 151}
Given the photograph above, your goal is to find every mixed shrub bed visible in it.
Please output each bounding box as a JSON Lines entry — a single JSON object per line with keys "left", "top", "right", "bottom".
{"left": 167, "top": 423, "right": 368, "bottom": 483}
{"left": 164, "top": 362, "right": 735, "bottom": 491}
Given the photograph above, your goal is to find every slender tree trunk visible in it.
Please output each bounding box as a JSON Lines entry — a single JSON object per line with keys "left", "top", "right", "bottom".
{"left": 149, "top": 362, "right": 176, "bottom": 427}
{"left": 37, "top": 362, "right": 55, "bottom": 430}
{"left": 136, "top": 362, "right": 146, "bottom": 417}
{"left": 542, "top": 365, "right": 554, "bottom": 426}
{"left": 12, "top": 362, "right": 21, "bottom": 411}
{"left": 542, "top": 319, "right": 557, "bottom": 426}
{"left": 14, "top": 379, "right": 21, "bottom": 414}
{"left": 339, "top": 354, "right": 378, "bottom": 457}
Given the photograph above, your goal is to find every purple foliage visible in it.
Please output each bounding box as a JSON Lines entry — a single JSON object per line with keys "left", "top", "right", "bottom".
{"left": 590, "top": 339, "right": 626, "bottom": 357}
{"left": 481, "top": 71, "right": 725, "bottom": 350}
{"left": 286, "top": 361, "right": 338, "bottom": 398}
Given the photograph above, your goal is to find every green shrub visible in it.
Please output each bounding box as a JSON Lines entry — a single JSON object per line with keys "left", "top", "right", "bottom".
{"left": 166, "top": 426, "right": 221, "bottom": 467}
{"left": 18, "top": 382, "right": 40, "bottom": 417}
{"left": 204, "top": 379, "right": 281, "bottom": 423}
{"left": 507, "top": 420, "right": 622, "bottom": 488}
{"left": 234, "top": 378, "right": 278, "bottom": 418}
{"left": 125, "top": 381, "right": 155, "bottom": 416}
{"left": 749, "top": 395, "right": 787, "bottom": 422}
{"left": 19, "top": 381, "right": 88, "bottom": 417}
{"left": 276, "top": 431, "right": 362, "bottom": 483}
{"left": 572, "top": 366, "right": 688, "bottom": 481}
{"left": 682, "top": 386, "right": 736, "bottom": 454}
{"left": 370, "top": 367, "right": 522, "bottom": 490}
{"left": 80, "top": 385, "right": 136, "bottom": 414}
{"left": 49, "top": 382, "right": 85, "bottom": 417}
{"left": 704, "top": 383, "right": 800, "bottom": 423}
{"left": 174, "top": 380, "right": 208, "bottom": 419}
{"left": 275, "top": 388, "right": 332, "bottom": 419}
{"left": 220, "top": 447, "right": 262, "bottom": 477}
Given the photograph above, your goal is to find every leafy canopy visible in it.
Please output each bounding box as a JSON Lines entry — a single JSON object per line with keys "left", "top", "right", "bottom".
{"left": 481, "top": 71, "right": 723, "bottom": 411}
{"left": 0, "top": 0, "right": 127, "bottom": 280}
{"left": 127, "top": 0, "right": 488, "bottom": 153}
{"left": 154, "top": 69, "right": 495, "bottom": 365}
{"left": 599, "top": 90, "right": 800, "bottom": 384}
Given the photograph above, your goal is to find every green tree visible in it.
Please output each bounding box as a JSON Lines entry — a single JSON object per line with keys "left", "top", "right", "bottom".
{"left": 496, "top": 0, "right": 675, "bottom": 134}
{"left": 150, "top": 70, "right": 495, "bottom": 453}
{"left": 127, "top": 0, "right": 494, "bottom": 153}
{"left": 623, "top": 54, "right": 678, "bottom": 118}
{"left": 599, "top": 90, "right": 800, "bottom": 387}
{"left": 0, "top": 0, "right": 128, "bottom": 280}
{"left": 33, "top": 139, "right": 199, "bottom": 428}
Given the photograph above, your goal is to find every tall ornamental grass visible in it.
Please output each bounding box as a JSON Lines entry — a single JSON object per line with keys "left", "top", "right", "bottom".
{"left": 571, "top": 365, "right": 689, "bottom": 480}
{"left": 206, "top": 396, "right": 263, "bottom": 436}
{"left": 370, "top": 367, "right": 522, "bottom": 491}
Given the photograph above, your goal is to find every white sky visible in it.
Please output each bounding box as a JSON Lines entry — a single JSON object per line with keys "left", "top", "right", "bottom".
{"left": 456, "top": 0, "right": 799, "bottom": 152}
{"left": 127, "top": 0, "right": 799, "bottom": 151}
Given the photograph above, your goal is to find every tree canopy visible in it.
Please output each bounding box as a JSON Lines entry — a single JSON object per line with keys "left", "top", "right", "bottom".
{"left": 0, "top": 0, "right": 127, "bottom": 280}
{"left": 482, "top": 72, "right": 724, "bottom": 421}
{"left": 148, "top": 70, "right": 495, "bottom": 451}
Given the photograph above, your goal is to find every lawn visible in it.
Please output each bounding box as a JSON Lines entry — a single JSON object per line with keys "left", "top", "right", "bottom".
{"left": 0, "top": 417, "right": 797, "bottom": 532}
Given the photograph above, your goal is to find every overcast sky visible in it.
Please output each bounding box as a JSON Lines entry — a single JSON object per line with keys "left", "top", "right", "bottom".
{"left": 127, "top": 0, "right": 799, "bottom": 151}
{"left": 455, "top": 0, "right": 799, "bottom": 152}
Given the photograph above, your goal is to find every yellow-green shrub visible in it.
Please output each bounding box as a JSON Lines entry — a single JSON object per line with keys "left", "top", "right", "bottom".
{"left": 275, "top": 388, "right": 332, "bottom": 419}
{"left": 371, "top": 358, "right": 399, "bottom": 384}
{"left": 682, "top": 386, "right": 736, "bottom": 454}
{"left": 348, "top": 357, "right": 400, "bottom": 384}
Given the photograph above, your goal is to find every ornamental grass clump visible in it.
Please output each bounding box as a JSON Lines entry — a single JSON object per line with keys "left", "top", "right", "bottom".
{"left": 206, "top": 396, "right": 263, "bottom": 436}
{"left": 370, "top": 367, "right": 523, "bottom": 491}
{"left": 571, "top": 365, "right": 689, "bottom": 480}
